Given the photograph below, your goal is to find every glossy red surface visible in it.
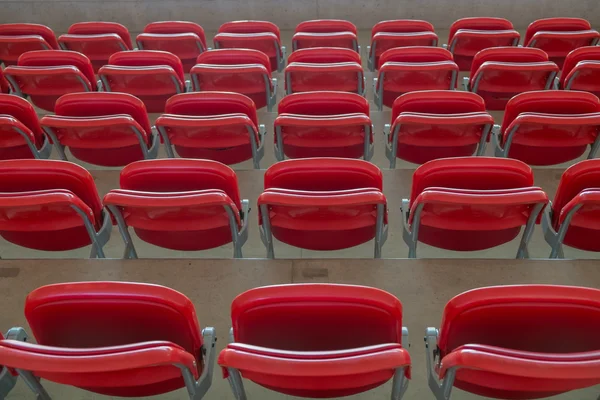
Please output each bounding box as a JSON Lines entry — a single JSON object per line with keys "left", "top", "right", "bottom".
{"left": 437, "top": 285, "right": 600, "bottom": 398}
{"left": 219, "top": 284, "right": 410, "bottom": 397}
{"left": 0, "top": 93, "right": 45, "bottom": 158}
{"left": 285, "top": 61, "right": 363, "bottom": 94}
{"left": 12, "top": 281, "right": 205, "bottom": 396}
{"left": 0, "top": 23, "right": 58, "bottom": 65}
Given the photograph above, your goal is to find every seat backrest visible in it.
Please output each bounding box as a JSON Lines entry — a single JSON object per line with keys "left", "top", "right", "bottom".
{"left": 391, "top": 90, "right": 486, "bottom": 121}
{"left": 0, "top": 23, "right": 58, "bottom": 49}
{"left": 0, "top": 159, "right": 102, "bottom": 218}
{"left": 562, "top": 46, "right": 600, "bottom": 84}
{"left": 287, "top": 47, "right": 360, "bottom": 64}
{"left": 143, "top": 21, "right": 206, "bottom": 48}
{"left": 25, "top": 281, "right": 203, "bottom": 357}
{"left": 525, "top": 18, "right": 592, "bottom": 45}
{"left": 448, "top": 17, "right": 514, "bottom": 43}
{"left": 120, "top": 159, "right": 242, "bottom": 209}
{"left": 231, "top": 284, "right": 402, "bottom": 350}
{"left": 502, "top": 90, "right": 600, "bottom": 134}
{"left": 0, "top": 68, "right": 7, "bottom": 93}
{"left": 379, "top": 46, "right": 453, "bottom": 67}
{"left": 108, "top": 50, "right": 185, "bottom": 83}
{"left": 295, "top": 19, "right": 357, "bottom": 35}
{"left": 218, "top": 20, "right": 280, "bottom": 40}
{"left": 166, "top": 91, "right": 259, "bottom": 127}
{"left": 17, "top": 50, "right": 96, "bottom": 87}
{"left": 196, "top": 48, "right": 271, "bottom": 73}
{"left": 0, "top": 93, "right": 43, "bottom": 136}
{"left": 67, "top": 21, "right": 133, "bottom": 49}
{"left": 438, "top": 285, "right": 600, "bottom": 355}
{"left": 371, "top": 19, "right": 434, "bottom": 37}
{"left": 278, "top": 91, "right": 369, "bottom": 116}
{"left": 553, "top": 159, "right": 600, "bottom": 215}
{"left": 264, "top": 158, "right": 382, "bottom": 191}
{"left": 54, "top": 92, "right": 151, "bottom": 134}
{"left": 469, "top": 46, "right": 549, "bottom": 76}
{"left": 410, "top": 157, "right": 533, "bottom": 203}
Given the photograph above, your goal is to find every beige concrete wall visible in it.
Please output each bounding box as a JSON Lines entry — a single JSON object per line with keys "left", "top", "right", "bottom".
{"left": 0, "top": 0, "right": 599, "bottom": 33}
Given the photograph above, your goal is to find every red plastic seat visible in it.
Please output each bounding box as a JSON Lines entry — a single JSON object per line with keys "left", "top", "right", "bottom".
{"left": 98, "top": 50, "right": 185, "bottom": 113}
{"left": 402, "top": 157, "right": 548, "bottom": 258}
{"left": 103, "top": 159, "right": 249, "bottom": 258}
{"left": 0, "top": 93, "right": 50, "bottom": 159}
{"left": 0, "top": 281, "right": 216, "bottom": 399}
{"left": 258, "top": 158, "right": 388, "bottom": 258}
{"left": 368, "top": 20, "right": 438, "bottom": 71}
{"left": 496, "top": 91, "right": 600, "bottom": 165}
{"left": 374, "top": 47, "right": 458, "bottom": 110}
{"left": 3, "top": 50, "right": 96, "bottom": 112}
{"left": 285, "top": 61, "right": 364, "bottom": 95}
{"left": 58, "top": 22, "right": 133, "bottom": 73}
{"left": 525, "top": 18, "right": 600, "bottom": 68}
{"left": 136, "top": 21, "right": 206, "bottom": 72}
{"left": 192, "top": 49, "right": 276, "bottom": 111}
{"left": 426, "top": 285, "right": 600, "bottom": 400}
{"left": 386, "top": 91, "right": 493, "bottom": 166}
{"left": 219, "top": 284, "right": 411, "bottom": 398}
{"left": 156, "top": 92, "right": 264, "bottom": 168}
{"left": 467, "top": 47, "right": 559, "bottom": 110}
{"left": 40, "top": 92, "right": 158, "bottom": 166}
{"left": 543, "top": 159, "right": 600, "bottom": 257}
{"left": 0, "top": 159, "right": 110, "bottom": 255}
{"left": 287, "top": 47, "right": 360, "bottom": 64}
{"left": 561, "top": 46, "right": 600, "bottom": 96}
{"left": 293, "top": 19, "right": 359, "bottom": 51}
{"left": 0, "top": 23, "right": 58, "bottom": 66}
{"left": 216, "top": 21, "right": 284, "bottom": 72}
{"left": 0, "top": 68, "right": 9, "bottom": 93}
{"left": 446, "top": 17, "right": 520, "bottom": 71}
{"left": 274, "top": 91, "right": 373, "bottom": 160}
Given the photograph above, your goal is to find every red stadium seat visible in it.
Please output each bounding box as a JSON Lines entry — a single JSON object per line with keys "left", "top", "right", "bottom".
{"left": 385, "top": 91, "right": 493, "bottom": 166}
{"left": 216, "top": 21, "right": 285, "bottom": 72}
{"left": 285, "top": 61, "right": 365, "bottom": 95}
{"left": 0, "top": 23, "right": 58, "bottom": 66}
{"left": 103, "top": 159, "right": 249, "bottom": 258}
{"left": 219, "top": 284, "right": 411, "bottom": 399}
{"left": 274, "top": 91, "right": 372, "bottom": 160}
{"left": 58, "top": 22, "right": 133, "bottom": 73}
{"left": 402, "top": 157, "right": 548, "bottom": 258}
{"left": 0, "top": 94, "right": 51, "bottom": 159}
{"left": 293, "top": 19, "right": 359, "bottom": 51}
{"left": 525, "top": 18, "right": 600, "bottom": 68}
{"left": 156, "top": 92, "right": 265, "bottom": 168}
{"left": 446, "top": 17, "right": 520, "bottom": 71}
{"left": 543, "top": 159, "right": 600, "bottom": 257}
{"left": 192, "top": 49, "right": 277, "bottom": 111}
{"left": 0, "top": 159, "right": 110, "bottom": 256}
{"left": 99, "top": 50, "right": 186, "bottom": 113}
{"left": 258, "top": 158, "right": 388, "bottom": 258}
{"left": 0, "top": 68, "right": 9, "bottom": 93}
{"left": 425, "top": 285, "right": 600, "bottom": 399}
{"left": 136, "top": 21, "right": 206, "bottom": 72}
{"left": 287, "top": 46, "right": 360, "bottom": 64}
{"left": 0, "top": 281, "right": 216, "bottom": 399}
{"left": 40, "top": 92, "right": 158, "bottom": 167}
{"left": 368, "top": 20, "right": 438, "bottom": 71}
{"left": 374, "top": 47, "right": 458, "bottom": 110}
{"left": 466, "top": 47, "right": 559, "bottom": 110}
{"left": 3, "top": 50, "right": 96, "bottom": 111}
{"left": 495, "top": 91, "right": 600, "bottom": 165}
{"left": 561, "top": 46, "right": 600, "bottom": 96}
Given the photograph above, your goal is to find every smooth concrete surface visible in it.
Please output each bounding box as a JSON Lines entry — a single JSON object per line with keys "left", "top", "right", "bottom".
{"left": 0, "top": 258, "right": 599, "bottom": 399}
{"left": 0, "top": 167, "right": 590, "bottom": 260}
{"left": 0, "top": 0, "right": 599, "bottom": 31}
